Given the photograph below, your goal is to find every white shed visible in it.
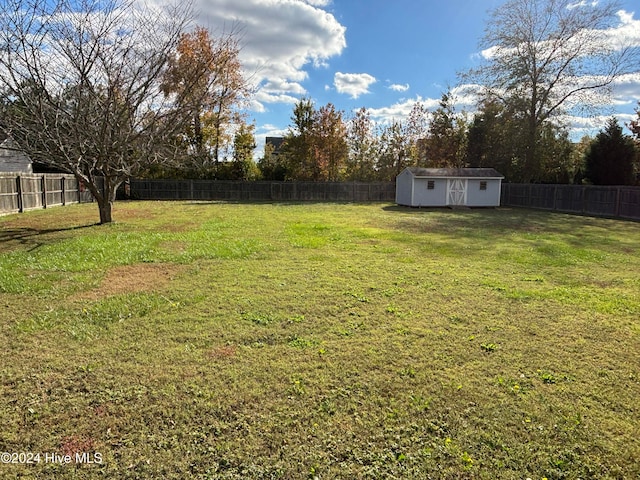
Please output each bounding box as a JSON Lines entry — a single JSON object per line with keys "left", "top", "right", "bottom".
{"left": 396, "top": 167, "right": 504, "bottom": 207}
{"left": 0, "top": 136, "right": 33, "bottom": 173}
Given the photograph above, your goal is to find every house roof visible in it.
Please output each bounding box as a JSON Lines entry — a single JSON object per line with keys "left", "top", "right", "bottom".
{"left": 405, "top": 167, "right": 504, "bottom": 179}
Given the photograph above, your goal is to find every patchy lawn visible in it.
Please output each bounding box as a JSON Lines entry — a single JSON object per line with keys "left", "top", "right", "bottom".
{"left": 1, "top": 201, "right": 639, "bottom": 479}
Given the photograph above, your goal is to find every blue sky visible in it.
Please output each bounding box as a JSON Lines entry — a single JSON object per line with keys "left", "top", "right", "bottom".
{"left": 191, "top": 0, "right": 640, "bottom": 154}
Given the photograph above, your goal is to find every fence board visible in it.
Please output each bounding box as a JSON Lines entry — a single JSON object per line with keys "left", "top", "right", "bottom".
{"left": 0, "top": 176, "right": 20, "bottom": 213}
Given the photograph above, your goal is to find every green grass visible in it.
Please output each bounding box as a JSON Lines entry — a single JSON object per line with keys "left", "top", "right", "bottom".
{"left": 1, "top": 201, "right": 639, "bottom": 479}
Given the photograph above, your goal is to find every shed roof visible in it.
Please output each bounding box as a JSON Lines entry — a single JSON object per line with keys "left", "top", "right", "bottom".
{"left": 405, "top": 167, "right": 503, "bottom": 179}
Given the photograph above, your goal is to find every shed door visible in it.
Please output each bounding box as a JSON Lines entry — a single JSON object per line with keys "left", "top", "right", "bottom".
{"left": 447, "top": 179, "right": 467, "bottom": 206}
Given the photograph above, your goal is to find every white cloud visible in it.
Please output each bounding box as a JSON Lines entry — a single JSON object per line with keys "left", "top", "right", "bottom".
{"left": 449, "top": 84, "right": 484, "bottom": 110}
{"left": 255, "top": 91, "right": 300, "bottom": 106}
{"left": 606, "top": 10, "right": 640, "bottom": 49}
{"left": 546, "top": 71, "right": 640, "bottom": 113}
{"left": 388, "top": 83, "right": 410, "bottom": 92}
{"left": 612, "top": 72, "right": 640, "bottom": 103}
{"left": 192, "top": 0, "right": 347, "bottom": 111}
{"left": 367, "top": 86, "right": 483, "bottom": 126}
{"left": 256, "top": 79, "right": 307, "bottom": 106}
{"left": 334, "top": 72, "right": 377, "bottom": 98}
{"left": 559, "top": 112, "right": 637, "bottom": 140}
{"left": 368, "top": 96, "right": 440, "bottom": 124}
{"left": 260, "top": 79, "right": 307, "bottom": 96}
{"left": 566, "top": 1, "right": 599, "bottom": 10}
{"left": 302, "top": 0, "right": 332, "bottom": 6}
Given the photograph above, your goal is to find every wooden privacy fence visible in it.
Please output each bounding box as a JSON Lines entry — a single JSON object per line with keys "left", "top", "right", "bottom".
{"left": 0, "top": 174, "right": 94, "bottom": 215}
{"left": 5, "top": 175, "right": 638, "bottom": 222}
{"left": 501, "top": 184, "right": 640, "bottom": 221}
{"left": 129, "top": 179, "right": 396, "bottom": 202}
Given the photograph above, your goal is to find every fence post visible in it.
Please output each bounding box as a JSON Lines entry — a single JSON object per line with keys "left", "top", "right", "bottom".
{"left": 61, "top": 176, "right": 66, "bottom": 206}
{"left": 41, "top": 175, "right": 47, "bottom": 209}
{"left": 615, "top": 187, "right": 621, "bottom": 217}
{"left": 16, "top": 175, "right": 24, "bottom": 213}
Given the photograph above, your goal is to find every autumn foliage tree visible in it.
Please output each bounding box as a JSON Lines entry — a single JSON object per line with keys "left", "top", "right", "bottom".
{"left": 345, "top": 107, "right": 379, "bottom": 181}
{"left": 466, "top": 95, "right": 575, "bottom": 182}
{"left": 281, "top": 98, "right": 348, "bottom": 181}
{"left": 376, "top": 121, "right": 410, "bottom": 181}
{"left": 311, "top": 103, "right": 348, "bottom": 181}
{"left": 230, "top": 123, "right": 259, "bottom": 180}
{"left": 404, "top": 101, "right": 429, "bottom": 167}
{"left": 161, "top": 26, "right": 250, "bottom": 177}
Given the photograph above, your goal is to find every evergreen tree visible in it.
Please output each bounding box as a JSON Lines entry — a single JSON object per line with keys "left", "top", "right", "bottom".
{"left": 258, "top": 142, "right": 288, "bottom": 181}
{"left": 585, "top": 118, "right": 637, "bottom": 185}
{"left": 281, "top": 98, "right": 316, "bottom": 180}
{"left": 423, "top": 92, "right": 467, "bottom": 168}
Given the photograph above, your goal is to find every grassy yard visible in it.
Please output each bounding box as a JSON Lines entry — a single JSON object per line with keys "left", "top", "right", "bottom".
{"left": 1, "top": 201, "right": 639, "bottom": 479}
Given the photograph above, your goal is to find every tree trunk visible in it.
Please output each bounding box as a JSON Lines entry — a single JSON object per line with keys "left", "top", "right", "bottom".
{"left": 79, "top": 173, "right": 121, "bottom": 224}
{"left": 97, "top": 198, "right": 113, "bottom": 224}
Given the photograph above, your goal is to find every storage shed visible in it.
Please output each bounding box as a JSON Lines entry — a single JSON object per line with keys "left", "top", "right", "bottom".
{"left": 396, "top": 167, "right": 504, "bottom": 207}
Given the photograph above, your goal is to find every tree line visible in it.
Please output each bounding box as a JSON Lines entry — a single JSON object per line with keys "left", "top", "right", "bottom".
{"left": 258, "top": 95, "right": 639, "bottom": 186}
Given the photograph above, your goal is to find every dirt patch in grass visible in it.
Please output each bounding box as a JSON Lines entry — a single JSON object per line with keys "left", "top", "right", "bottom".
{"left": 73, "top": 263, "right": 184, "bottom": 301}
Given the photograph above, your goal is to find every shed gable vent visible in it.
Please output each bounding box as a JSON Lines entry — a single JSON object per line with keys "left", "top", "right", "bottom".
{"left": 427, "top": 180, "right": 435, "bottom": 190}
{"left": 480, "top": 181, "right": 487, "bottom": 191}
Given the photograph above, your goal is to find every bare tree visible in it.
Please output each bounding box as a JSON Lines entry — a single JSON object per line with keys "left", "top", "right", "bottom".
{"left": 468, "top": 0, "right": 637, "bottom": 182}
{"left": 0, "top": 0, "right": 205, "bottom": 223}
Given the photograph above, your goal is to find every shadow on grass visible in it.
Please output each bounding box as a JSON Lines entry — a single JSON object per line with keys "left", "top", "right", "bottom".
{"left": 0, "top": 224, "right": 99, "bottom": 252}
{"left": 183, "top": 200, "right": 375, "bottom": 207}
{"left": 382, "top": 205, "right": 618, "bottom": 247}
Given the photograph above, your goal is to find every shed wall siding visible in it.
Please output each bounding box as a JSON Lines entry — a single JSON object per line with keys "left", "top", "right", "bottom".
{"left": 395, "top": 170, "right": 414, "bottom": 206}
{"left": 411, "top": 178, "right": 447, "bottom": 206}
{"left": 466, "top": 179, "right": 501, "bottom": 206}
